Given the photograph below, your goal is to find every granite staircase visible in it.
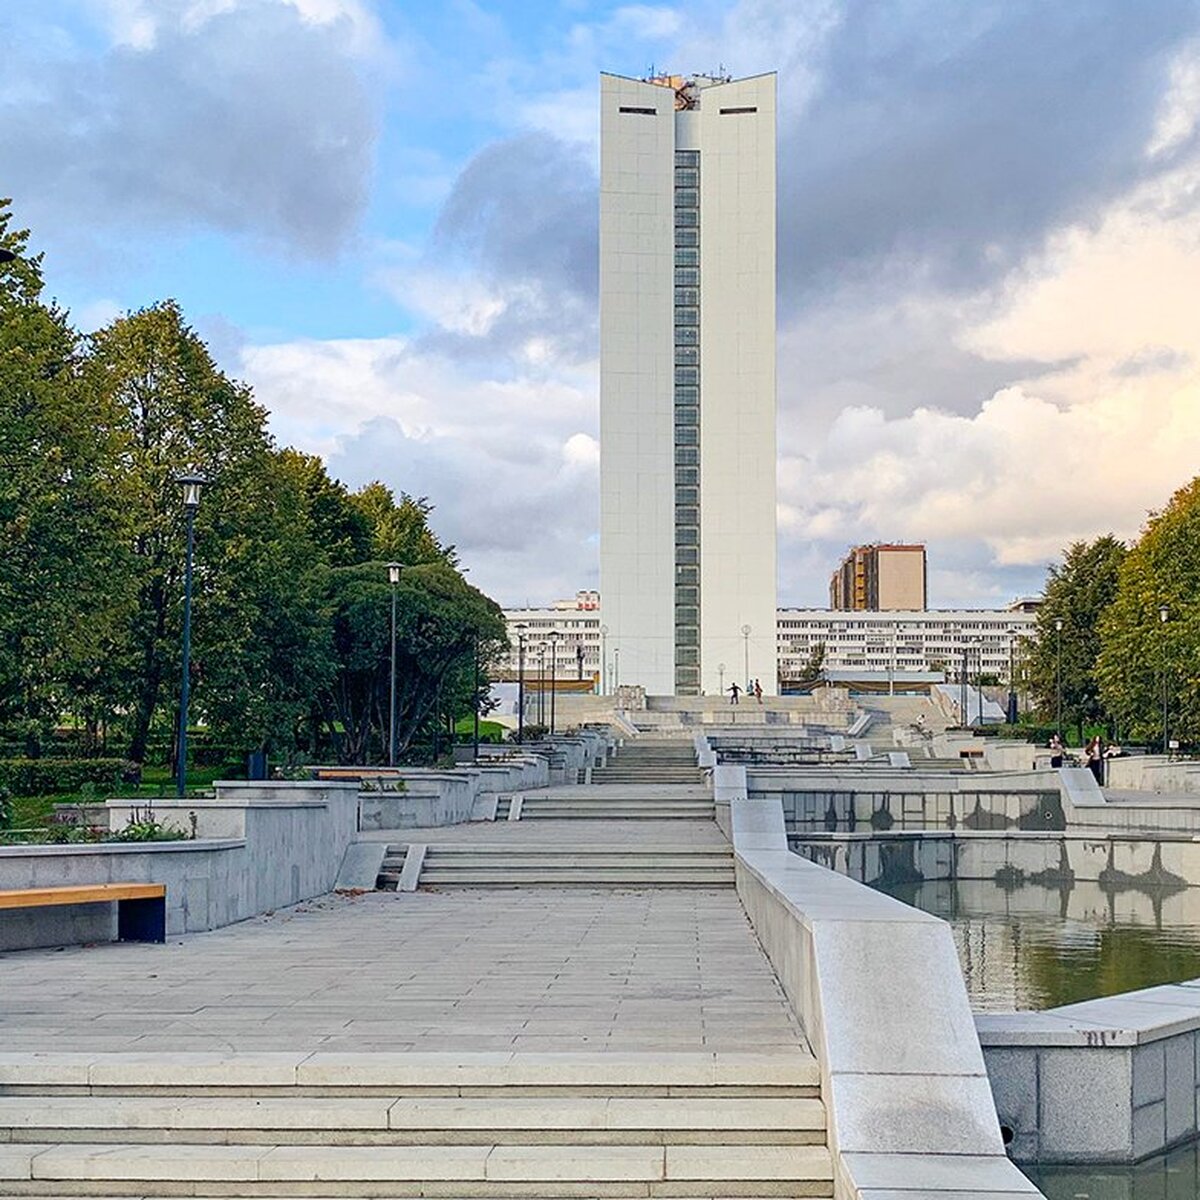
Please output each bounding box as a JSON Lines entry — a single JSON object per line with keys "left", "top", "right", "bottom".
{"left": 0, "top": 1052, "right": 833, "bottom": 1197}
{"left": 417, "top": 842, "right": 734, "bottom": 886}
{"left": 592, "top": 740, "right": 706, "bottom": 786}
{"left": 521, "top": 788, "right": 715, "bottom": 820}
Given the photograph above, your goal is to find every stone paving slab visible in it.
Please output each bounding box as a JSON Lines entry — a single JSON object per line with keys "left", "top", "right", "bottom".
{"left": 0, "top": 888, "right": 803, "bottom": 1054}
{"left": 358, "top": 815, "right": 727, "bottom": 847}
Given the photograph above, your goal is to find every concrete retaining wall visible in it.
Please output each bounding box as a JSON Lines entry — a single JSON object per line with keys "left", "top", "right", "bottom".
{"left": 1106, "top": 755, "right": 1200, "bottom": 795}
{"left": 724, "top": 766, "right": 1041, "bottom": 1199}
{"left": 790, "top": 829, "right": 1200, "bottom": 894}
{"left": 0, "top": 781, "right": 359, "bottom": 951}
{"left": 750, "top": 767, "right": 1064, "bottom": 832}
{"left": 979, "top": 982, "right": 1200, "bottom": 1164}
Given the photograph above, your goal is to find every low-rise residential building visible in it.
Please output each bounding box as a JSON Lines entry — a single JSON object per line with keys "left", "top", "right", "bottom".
{"left": 496, "top": 597, "right": 1038, "bottom": 692}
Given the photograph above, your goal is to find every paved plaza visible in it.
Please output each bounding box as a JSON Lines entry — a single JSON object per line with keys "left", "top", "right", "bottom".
{"left": 0, "top": 886, "right": 805, "bottom": 1056}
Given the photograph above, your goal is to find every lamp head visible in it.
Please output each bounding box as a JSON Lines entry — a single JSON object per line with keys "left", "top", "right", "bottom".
{"left": 1054, "top": 618, "right": 1063, "bottom": 632}
{"left": 1160, "top": 605, "right": 1170, "bottom": 623}
{"left": 177, "top": 472, "right": 207, "bottom": 509}
{"left": 386, "top": 561, "right": 403, "bottom": 586}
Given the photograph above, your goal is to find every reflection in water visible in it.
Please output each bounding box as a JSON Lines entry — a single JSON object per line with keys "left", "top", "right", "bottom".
{"left": 869, "top": 876, "right": 1200, "bottom": 1011}
{"left": 1029, "top": 1140, "right": 1200, "bottom": 1198}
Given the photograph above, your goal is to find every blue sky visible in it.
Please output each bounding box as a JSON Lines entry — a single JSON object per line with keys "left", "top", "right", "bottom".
{"left": 4, "top": 0, "right": 1200, "bottom": 609}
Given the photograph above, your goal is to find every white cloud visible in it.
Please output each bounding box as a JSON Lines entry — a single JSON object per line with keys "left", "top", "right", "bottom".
{"left": 1148, "top": 38, "right": 1200, "bottom": 159}
{"left": 239, "top": 334, "right": 600, "bottom": 600}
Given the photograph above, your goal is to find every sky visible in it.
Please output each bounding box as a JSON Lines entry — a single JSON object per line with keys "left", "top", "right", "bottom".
{"left": 4, "top": 0, "right": 1200, "bottom": 610}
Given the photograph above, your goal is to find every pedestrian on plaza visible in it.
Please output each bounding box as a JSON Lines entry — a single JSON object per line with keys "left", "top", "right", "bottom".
{"left": 1085, "top": 735, "right": 1105, "bottom": 785}
{"left": 753, "top": 679, "right": 763, "bottom": 704}
{"left": 728, "top": 681, "right": 741, "bottom": 705}
{"left": 1049, "top": 733, "right": 1064, "bottom": 769}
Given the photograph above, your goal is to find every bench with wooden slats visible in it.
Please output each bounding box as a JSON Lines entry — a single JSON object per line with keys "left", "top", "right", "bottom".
{"left": 0, "top": 882, "right": 166, "bottom": 942}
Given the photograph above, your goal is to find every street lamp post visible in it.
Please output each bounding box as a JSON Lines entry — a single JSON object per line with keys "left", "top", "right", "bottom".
{"left": 1160, "top": 605, "right": 1170, "bottom": 755}
{"left": 718, "top": 663, "right": 726, "bottom": 695}
{"left": 472, "top": 630, "right": 481, "bottom": 763}
{"left": 599, "top": 625, "right": 609, "bottom": 694}
{"left": 959, "top": 638, "right": 968, "bottom": 728}
{"left": 613, "top": 647, "right": 621, "bottom": 694}
{"left": 387, "top": 562, "right": 403, "bottom": 766}
{"left": 741, "top": 624, "right": 751, "bottom": 689}
{"left": 515, "top": 624, "right": 527, "bottom": 743}
{"left": 576, "top": 642, "right": 584, "bottom": 682}
{"left": 976, "top": 641, "right": 984, "bottom": 727}
{"left": 537, "top": 643, "right": 546, "bottom": 726}
{"left": 1006, "top": 627, "right": 1019, "bottom": 726}
{"left": 1054, "top": 618, "right": 1064, "bottom": 739}
{"left": 176, "top": 473, "right": 205, "bottom": 798}
{"left": 548, "top": 631, "right": 562, "bottom": 734}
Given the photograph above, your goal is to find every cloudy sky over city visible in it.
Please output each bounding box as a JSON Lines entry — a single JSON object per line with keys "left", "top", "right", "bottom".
{"left": 5, "top": 0, "right": 1200, "bottom": 607}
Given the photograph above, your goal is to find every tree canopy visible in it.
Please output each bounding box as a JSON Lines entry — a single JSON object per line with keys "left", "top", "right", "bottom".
{"left": 1024, "top": 536, "right": 1127, "bottom": 736}
{"left": 1097, "top": 480, "right": 1200, "bottom": 746}
{"left": 0, "top": 200, "right": 507, "bottom": 767}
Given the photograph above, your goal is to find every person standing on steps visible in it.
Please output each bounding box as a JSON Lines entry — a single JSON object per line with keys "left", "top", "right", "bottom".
{"left": 1049, "top": 732, "right": 1064, "bottom": 769}
{"left": 753, "top": 679, "right": 763, "bottom": 705}
{"left": 728, "top": 681, "right": 741, "bottom": 705}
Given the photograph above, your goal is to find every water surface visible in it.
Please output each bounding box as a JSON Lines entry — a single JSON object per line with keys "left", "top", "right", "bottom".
{"left": 868, "top": 876, "right": 1200, "bottom": 1011}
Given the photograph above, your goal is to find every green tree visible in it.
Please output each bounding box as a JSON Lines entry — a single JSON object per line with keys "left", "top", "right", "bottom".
{"left": 1097, "top": 478, "right": 1200, "bottom": 746}
{"left": 350, "top": 482, "right": 455, "bottom": 567}
{"left": 320, "top": 561, "right": 506, "bottom": 763}
{"left": 277, "top": 449, "right": 372, "bottom": 567}
{"left": 0, "top": 201, "right": 129, "bottom": 751}
{"left": 84, "top": 301, "right": 328, "bottom": 762}
{"left": 1025, "top": 536, "right": 1127, "bottom": 738}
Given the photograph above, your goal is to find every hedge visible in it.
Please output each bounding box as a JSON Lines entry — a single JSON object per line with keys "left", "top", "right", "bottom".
{"left": 0, "top": 758, "right": 137, "bottom": 798}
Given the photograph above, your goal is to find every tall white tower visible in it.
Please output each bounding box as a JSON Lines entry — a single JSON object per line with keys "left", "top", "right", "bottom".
{"left": 599, "top": 71, "right": 777, "bottom": 696}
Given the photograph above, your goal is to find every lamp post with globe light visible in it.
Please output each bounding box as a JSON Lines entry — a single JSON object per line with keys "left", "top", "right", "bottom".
{"left": 1054, "top": 618, "right": 1064, "bottom": 739}
{"left": 548, "top": 630, "right": 562, "bottom": 734}
{"left": 176, "top": 473, "right": 206, "bottom": 797}
{"left": 1160, "top": 605, "right": 1170, "bottom": 755}
{"left": 386, "top": 563, "right": 403, "bottom": 766}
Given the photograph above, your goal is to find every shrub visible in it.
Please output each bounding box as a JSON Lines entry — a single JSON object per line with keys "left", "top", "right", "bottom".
{"left": 0, "top": 758, "right": 136, "bottom": 797}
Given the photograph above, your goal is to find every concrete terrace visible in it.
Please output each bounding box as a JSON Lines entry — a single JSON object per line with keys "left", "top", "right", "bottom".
{"left": 0, "top": 791, "right": 801, "bottom": 1058}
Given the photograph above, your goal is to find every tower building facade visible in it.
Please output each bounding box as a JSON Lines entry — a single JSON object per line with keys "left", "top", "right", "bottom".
{"left": 599, "top": 71, "right": 778, "bottom": 695}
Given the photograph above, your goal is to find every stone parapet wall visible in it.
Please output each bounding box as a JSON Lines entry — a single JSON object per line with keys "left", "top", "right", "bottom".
{"left": 749, "top": 767, "right": 1064, "bottom": 832}
{"left": 722, "top": 764, "right": 1042, "bottom": 1199}
{"left": 979, "top": 982, "right": 1200, "bottom": 1164}
{"left": 1, "top": 781, "right": 361, "bottom": 951}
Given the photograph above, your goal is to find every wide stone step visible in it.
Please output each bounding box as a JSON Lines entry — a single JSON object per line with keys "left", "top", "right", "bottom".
{"left": 0, "top": 1053, "right": 819, "bottom": 1092}
{"left": 0, "top": 1141, "right": 834, "bottom": 1196}
{"left": 420, "top": 870, "right": 735, "bottom": 886}
{"left": 421, "top": 854, "right": 732, "bottom": 867}
{"left": 0, "top": 1096, "right": 825, "bottom": 1145}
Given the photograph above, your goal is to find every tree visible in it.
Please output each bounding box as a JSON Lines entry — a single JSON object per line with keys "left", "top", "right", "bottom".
{"left": 0, "top": 201, "right": 129, "bottom": 751}
{"left": 797, "top": 641, "right": 826, "bottom": 687}
{"left": 1025, "top": 536, "right": 1127, "bottom": 738}
{"left": 83, "top": 301, "right": 327, "bottom": 762}
{"left": 350, "top": 482, "right": 455, "bottom": 567}
{"left": 1097, "top": 478, "right": 1200, "bottom": 745}
{"left": 320, "top": 562, "right": 506, "bottom": 763}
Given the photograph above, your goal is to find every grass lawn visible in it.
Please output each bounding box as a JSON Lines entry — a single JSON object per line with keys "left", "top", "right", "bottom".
{"left": 452, "top": 717, "right": 508, "bottom": 743}
{"left": 7, "top": 764, "right": 229, "bottom": 834}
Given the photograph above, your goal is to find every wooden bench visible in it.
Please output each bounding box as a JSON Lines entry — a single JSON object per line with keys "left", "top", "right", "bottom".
{"left": 0, "top": 883, "right": 166, "bottom": 943}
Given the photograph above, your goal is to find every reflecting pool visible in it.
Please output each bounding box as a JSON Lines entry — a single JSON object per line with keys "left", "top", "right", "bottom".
{"left": 866, "top": 875, "right": 1200, "bottom": 1011}
{"left": 1028, "top": 1141, "right": 1200, "bottom": 1199}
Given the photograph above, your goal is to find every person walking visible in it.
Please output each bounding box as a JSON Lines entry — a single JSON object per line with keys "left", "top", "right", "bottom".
{"left": 753, "top": 679, "right": 763, "bottom": 705}
{"left": 728, "top": 682, "right": 741, "bottom": 706}
{"left": 1049, "top": 733, "right": 1064, "bottom": 769}
{"left": 1085, "top": 735, "right": 1105, "bottom": 785}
